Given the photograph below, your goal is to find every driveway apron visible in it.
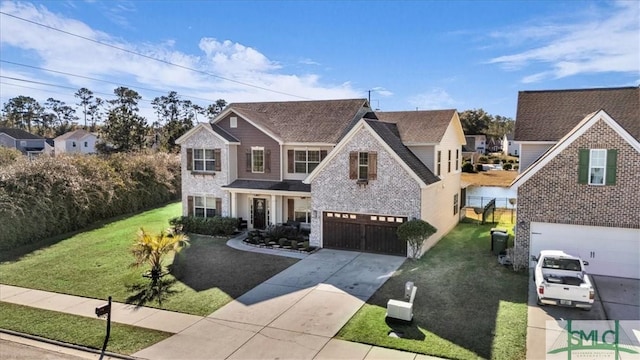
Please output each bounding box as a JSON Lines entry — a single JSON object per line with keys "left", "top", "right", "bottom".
{"left": 134, "top": 249, "right": 405, "bottom": 360}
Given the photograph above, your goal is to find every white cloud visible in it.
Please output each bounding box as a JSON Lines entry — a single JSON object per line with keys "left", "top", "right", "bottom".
{"left": 488, "top": 1, "right": 640, "bottom": 83}
{"left": 0, "top": 1, "right": 361, "bottom": 121}
{"left": 407, "top": 88, "right": 456, "bottom": 110}
{"left": 299, "top": 58, "right": 320, "bottom": 66}
{"left": 370, "top": 86, "right": 393, "bottom": 97}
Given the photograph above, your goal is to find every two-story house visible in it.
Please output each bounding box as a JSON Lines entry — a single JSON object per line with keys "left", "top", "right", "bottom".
{"left": 54, "top": 129, "right": 97, "bottom": 155}
{"left": 0, "top": 127, "right": 46, "bottom": 157}
{"left": 176, "top": 99, "right": 465, "bottom": 257}
{"left": 464, "top": 134, "right": 486, "bottom": 154}
{"left": 511, "top": 86, "right": 640, "bottom": 278}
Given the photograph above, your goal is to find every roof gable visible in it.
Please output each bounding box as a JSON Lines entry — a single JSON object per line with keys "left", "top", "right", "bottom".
{"left": 55, "top": 129, "right": 95, "bottom": 141}
{"left": 0, "top": 127, "right": 43, "bottom": 140}
{"left": 375, "top": 109, "right": 458, "bottom": 144}
{"left": 511, "top": 109, "right": 640, "bottom": 188}
{"left": 175, "top": 123, "right": 240, "bottom": 145}
{"left": 305, "top": 118, "right": 440, "bottom": 188}
{"left": 213, "top": 99, "right": 370, "bottom": 143}
{"left": 515, "top": 86, "right": 639, "bottom": 142}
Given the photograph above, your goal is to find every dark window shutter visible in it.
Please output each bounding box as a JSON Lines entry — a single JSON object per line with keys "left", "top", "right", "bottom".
{"left": 287, "top": 198, "right": 294, "bottom": 220}
{"left": 215, "top": 198, "right": 222, "bottom": 216}
{"left": 246, "top": 150, "right": 252, "bottom": 172}
{"left": 214, "top": 149, "right": 221, "bottom": 171}
{"left": 320, "top": 150, "right": 327, "bottom": 160}
{"left": 265, "top": 149, "right": 271, "bottom": 173}
{"left": 605, "top": 149, "right": 617, "bottom": 185}
{"left": 187, "top": 196, "right": 194, "bottom": 216}
{"left": 349, "top": 152, "right": 358, "bottom": 179}
{"left": 186, "top": 148, "right": 193, "bottom": 171}
{"left": 578, "top": 149, "right": 589, "bottom": 184}
{"left": 288, "top": 149, "right": 294, "bottom": 173}
{"left": 368, "top": 152, "right": 377, "bottom": 180}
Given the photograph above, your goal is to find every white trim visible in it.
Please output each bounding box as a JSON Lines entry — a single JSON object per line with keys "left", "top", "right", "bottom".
{"left": 401, "top": 142, "right": 439, "bottom": 146}
{"left": 227, "top": 189, "right": 310, "bottom": 197}
{"left": 511, "top": 110, "right": 640, "bottom": 188}
{"left": 304, "top": 119, "right": 430, "bottom": 188}
{"left": 212, "top": 108, "right": 283, "bottom": 145}
{"left": 515, "top": 140, "right": 557, "bottom": 145}
{"left": 588, "top": 149, "right": 606, "bottom": 186}
{"left": 175, "top": 123, "right": 238, "bottom": 145}
{"left": 251, "top": 146, "right": 265, "bottom": 173}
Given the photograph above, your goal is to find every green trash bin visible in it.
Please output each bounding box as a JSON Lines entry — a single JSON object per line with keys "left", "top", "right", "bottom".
{"left": 491, "top": 231, "right": 508, "bottom": 255}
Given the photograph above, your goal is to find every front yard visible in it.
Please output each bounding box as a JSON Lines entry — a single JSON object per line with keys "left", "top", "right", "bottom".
{"left": 0, "top": 203, "right": 298, "bottom": 316}
{"left": 337, "top": 220, "right": 528, "bottom": 360}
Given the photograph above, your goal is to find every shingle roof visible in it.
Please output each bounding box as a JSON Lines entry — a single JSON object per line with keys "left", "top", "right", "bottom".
{"left": 226, "top": 99, "right": 369, "bottom": 143}
{"left": 209, "top": 123, "right": 240, "bottom": 143}
{"left": 365, "top": 120, "right": 440, "bottom": 186}
{"left": 515, "top": 87, "right": 640, "bottom": 141}
{"left": 0, "top": 127, "right": 43, "bottom": 140}
{"left": 223, "top": 179, "right": 310, "bottom": 192}
{"left": 55, "top": 129, "right": 94, "bottom": 141}
{"left": 375, "top": 110, "right": 457, "bottom": 143}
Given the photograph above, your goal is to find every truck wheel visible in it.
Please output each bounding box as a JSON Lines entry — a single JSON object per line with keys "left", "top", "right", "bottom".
{"left": 536, "top": 297, "right": 544, "bottom": 306}
{"left": 581, "top": 306, "right": 592, "bottom": 312}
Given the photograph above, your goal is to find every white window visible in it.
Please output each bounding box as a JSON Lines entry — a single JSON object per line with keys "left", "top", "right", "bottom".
{"left": 589, "top": 149, "right": 606, "bottom": 185}
{"left": 294, "top": 150, "right": 321, "bottom": 173}
{"left": 436, "top": 151, "right": 442, "bottom": 176}
{"left": 230, "top": 116, "right": 237, "bottom": 128}
{"left": 358, "top": 152, "right": 369, "bottom": 180}
{"left": 252, "top": 147, "right": 264, "bottom": 173}
{"left": 193, "top": 149, "right": 216, "bottom": 172}
{"left": 194, "top": 196, "right": 217, "bottom": 218}
{"left": 455, "top": 149, "right": 459, "bottom": 171}
{"left": 294, "top": 198, "right": 311, "bottom": 223}
{"left": 20, "top": 140, "right": 27, "bottom": 147}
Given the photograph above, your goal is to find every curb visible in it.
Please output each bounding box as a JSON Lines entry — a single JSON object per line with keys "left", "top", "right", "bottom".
{"left": 0, "top": 328, "right": 139, "bottom": 360}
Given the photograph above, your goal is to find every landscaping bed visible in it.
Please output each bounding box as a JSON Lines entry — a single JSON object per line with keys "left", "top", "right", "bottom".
{"left": 0, "top": 203, "right": 299, "bottom": 316}
{"left": 243, "top": 224, "right": 318, "bottom": 254}
{"left": 337, "top": 220, "right": 527, "bottom": 360}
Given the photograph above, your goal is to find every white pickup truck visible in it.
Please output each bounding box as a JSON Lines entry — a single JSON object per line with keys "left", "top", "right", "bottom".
{"left": 532, "top": 250, "right": 594, "bottom": 310}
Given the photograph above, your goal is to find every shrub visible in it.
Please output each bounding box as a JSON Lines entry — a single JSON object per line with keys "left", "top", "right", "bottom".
{"left": 0, "top": 147, "right": 23, "bottom": 167}
{"left": 169, "top": 216, "right": 238, "bottom": 236}
{"left": 493, "top": 159, "right": 501, "bottom": 164}
{"left": 0, "top": 153, "right": 180, "bottom": 250}
{"left": 397, "top": 219, "right": 437, "bottom": 258}
{"left": 265, "top": 224, "right": 303, "bottom": 241}
{"left": 508, "top": 159, "right": 514, "bottom": 164}
{"left": 514, "top": 165, "right": 519, "bottom": 170}
{"left": 462, "top": 162, "right": 475, "bottom": 173}
{"left": 503, "top": 163, "right": 513, "bottom": 170}
{"left": 478, "top": 156, "right": 488, "bottom": 163}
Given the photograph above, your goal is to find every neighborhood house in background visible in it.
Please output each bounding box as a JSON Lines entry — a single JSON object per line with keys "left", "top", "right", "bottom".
{"left": 0, "top": 127, "right": 48, "bottom": 157}
{"left": 176, "top": 99, "right": 466, "bottom": 257}
{"left": 511, "top": 86, "right": 640, "bottom": 279}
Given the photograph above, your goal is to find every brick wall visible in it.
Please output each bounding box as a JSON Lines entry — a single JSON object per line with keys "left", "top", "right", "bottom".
{"left": 515, "top": 118, "right": 640, "bottom": 267}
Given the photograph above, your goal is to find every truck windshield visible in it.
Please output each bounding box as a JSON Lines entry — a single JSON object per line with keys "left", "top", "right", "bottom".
{"left": 542, "top": 257, "right": 582, "bottom": 271}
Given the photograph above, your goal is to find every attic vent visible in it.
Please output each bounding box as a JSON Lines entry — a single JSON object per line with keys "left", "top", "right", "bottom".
{"left": 230, "top": 117, "right": 237, "bottom": 128}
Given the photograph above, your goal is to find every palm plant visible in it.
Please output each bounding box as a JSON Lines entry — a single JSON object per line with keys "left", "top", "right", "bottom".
{"left": 131, "top": 228, "right": 189, "bottom": 285}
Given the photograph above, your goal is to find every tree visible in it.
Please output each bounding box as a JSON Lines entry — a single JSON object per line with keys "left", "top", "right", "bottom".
{"left": 204, "top": 99, "right": 227, "bottom": 121}
{"left": 87, "top": 97, "right": 104, "bottom": 131}
{"left": 397, "top": 219, "right": 437, "bottom": 258}
{"left": 1, "top": 96, "right": 43, "bottom": 132}
{"left": 151, "top": 91, "right": 194, "bottom": 152}
{"left": 131, "top": 228, "right": 189, "bottom": 285}
{"left": 458, "top": 108, "right": 492, "bottom": 135}
{"left": 101, "top": 87, "right": 148, "bottom": 152}
{"left": 74, "top": 87, "right": 94, "bottom": 129}
{"left": 44, "top": 98, "right": 78, "bottom": 136}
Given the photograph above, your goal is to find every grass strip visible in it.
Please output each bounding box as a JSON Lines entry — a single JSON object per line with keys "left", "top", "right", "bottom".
{"left": 0, "top": 302, "right": 171, "bottom": 355}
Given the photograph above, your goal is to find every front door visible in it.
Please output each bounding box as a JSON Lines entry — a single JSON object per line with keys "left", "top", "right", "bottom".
{"left": 253, "top": 198, "right": 267, "bottom": 229}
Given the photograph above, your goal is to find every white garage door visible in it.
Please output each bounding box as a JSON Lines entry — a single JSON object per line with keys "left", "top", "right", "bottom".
{"left": 529, "top": 222, "right": 640, "bottom": 279}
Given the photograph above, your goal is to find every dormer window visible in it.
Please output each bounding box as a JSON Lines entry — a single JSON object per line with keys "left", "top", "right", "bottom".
{"left": 230, "top": 116, "right": 237, "bottom": 128}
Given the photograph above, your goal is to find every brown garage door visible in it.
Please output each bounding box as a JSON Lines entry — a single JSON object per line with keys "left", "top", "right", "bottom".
{"left": 323, "top": 212, "right": 407, "bottom": 256}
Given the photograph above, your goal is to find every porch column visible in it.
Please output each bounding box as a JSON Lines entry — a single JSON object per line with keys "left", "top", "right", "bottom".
{"left": 230, "top": 192, "right": 237, "bottom": 217}
{"left": 270, "top": 194, "right": 277, "bottom": 226}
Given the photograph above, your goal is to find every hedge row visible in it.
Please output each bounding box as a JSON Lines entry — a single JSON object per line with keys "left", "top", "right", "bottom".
{"left": 0, "top": 150, "right": 181, "bottom": 250}
{"left": 169, "top": 216, "right": 238, "bottom": 237}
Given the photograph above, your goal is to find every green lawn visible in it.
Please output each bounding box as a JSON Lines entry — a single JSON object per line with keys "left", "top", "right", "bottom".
{"left": 0, "top": 302, "right": 171, "bottom": 355}
{"left": 337, "top": 219, "right": 528, "bottom": 360}
{"left": 0, "top": 203, "right": 298, "bottom": 316}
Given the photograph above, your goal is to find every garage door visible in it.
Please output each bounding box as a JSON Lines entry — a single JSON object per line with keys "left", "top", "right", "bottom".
{"left": 529, "top": 222, "right": 640, "bottom": 279}
{"left": 323, "top": 211, "right": 407, "bottom": 256}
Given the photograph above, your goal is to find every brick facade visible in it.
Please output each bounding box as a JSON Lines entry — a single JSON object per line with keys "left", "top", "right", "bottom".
{"left": 515, "top": 118, "right": 640, "bottom": 267}
{"left": 309, "top": 127, "right": 421, "bottom": 248}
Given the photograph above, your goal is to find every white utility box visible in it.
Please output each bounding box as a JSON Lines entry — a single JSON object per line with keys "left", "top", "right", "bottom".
{"left": 386, "top": 284, "right": 417, "bottom": 321}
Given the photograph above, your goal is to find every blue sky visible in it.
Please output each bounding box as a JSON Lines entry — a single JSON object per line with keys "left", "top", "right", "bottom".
{"left": 0, "top": 0, "right": 638, "bottom": 121}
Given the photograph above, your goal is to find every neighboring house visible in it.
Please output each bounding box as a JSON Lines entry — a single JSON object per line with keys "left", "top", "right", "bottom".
{"left": 486, "top": 136, "right": 501, "bottom": 152}
{"left": 0, "top": 127, "right": 46, "bottom": 157}
{"left": 54, "top": 129, "right": 97, "bottom": 155}
{"left": 464, "top": 134, "right": 486, "bottom": 154}
{"left": 503, "top": 132, "right": 518, "bottom": 156}
{"left": 511, "top": 86, "right": 640, "bottom": 279}
{"left": 44, "top": 138, "right": 55, "bottom": 156}
{"left": 176, "top": 99, "right": 465, "bottom": 257}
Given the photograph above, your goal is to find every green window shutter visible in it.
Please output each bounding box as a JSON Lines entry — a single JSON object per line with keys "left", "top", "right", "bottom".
{"left": 605, "top": 149, "right": 617, "bottom": 185}
{"left": 577, "top": 149, "right": 589, "bottom": 184}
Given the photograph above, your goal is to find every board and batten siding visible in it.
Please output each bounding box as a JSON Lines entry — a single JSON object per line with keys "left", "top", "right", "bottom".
{"left": 217, "top": 113, "right": 281, "bottom": 181}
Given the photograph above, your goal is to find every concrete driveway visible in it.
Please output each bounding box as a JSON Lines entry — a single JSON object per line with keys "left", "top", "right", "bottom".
{"left": 134, "top": 249, "right": 406, "bottom": 360}
{"left": 526, "top": 273, "right": 640, "bottom": 359}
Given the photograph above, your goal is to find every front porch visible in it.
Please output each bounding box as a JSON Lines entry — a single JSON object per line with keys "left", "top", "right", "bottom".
{"left": 224, "top": 180, "right": 312, "bottom": 231}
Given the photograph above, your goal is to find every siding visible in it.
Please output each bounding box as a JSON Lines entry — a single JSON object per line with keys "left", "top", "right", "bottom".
{"left": 519, "top": 143, "right": 554, "bottom": 172}
{"left": 0, "top": 133, "right": 15, "bottom": 148}
{"left": 514, "top": 118, "right": 640, "bottom": 267}
{"left": 407, "top": 145, "right": 434, "bottom": 171}
{"left": 217, "top": 113, "right": 281, "bottom": 181}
